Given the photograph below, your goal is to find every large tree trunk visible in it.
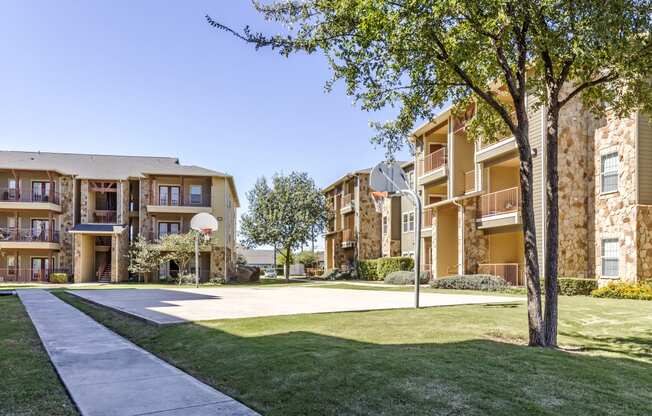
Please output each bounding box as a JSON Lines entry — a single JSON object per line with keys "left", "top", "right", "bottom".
{"left": 514, "top": 122, "right": 546, "bottom": 347}
{"left": 544, "top": 104, "right": 561, "bottom": 347}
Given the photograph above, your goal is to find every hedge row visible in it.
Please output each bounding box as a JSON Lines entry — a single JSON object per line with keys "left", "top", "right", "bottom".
{"left": 384, "top": 271, "right": 429, "bottom": 285}
{"left": 557, "top": 278, "right": 598, "bottom": 296}
{"left": 49, "top": 273, "right": 68, "bottom": 284}
{"left": 358, "top": 257, "right": 414, "bottom": 280}
{"left": 591, "top": 282, "right": 652, "bottom": 300}
{"left": 430, "top": 275, "right": 508, "bottom": 291}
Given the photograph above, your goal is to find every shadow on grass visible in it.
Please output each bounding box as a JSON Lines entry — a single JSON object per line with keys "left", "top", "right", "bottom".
{"left": 55, "top": 292, "right": 652, "bottom": 416}
{"left": 560, "top": 329, "right": 652, "bottom": 361}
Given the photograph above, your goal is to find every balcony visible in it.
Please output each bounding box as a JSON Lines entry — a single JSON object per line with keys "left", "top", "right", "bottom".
{"left": 477, "top": 187, "right": 521, "bottom": 229}
{"left": 464, "top": 170, "right": 476, "bottom": 194}
{"left": 0, "top": 227, "right": 60, "bottom": 249}
{"left": 476, "top": 113, "right": 518, "bottom": 162}
{"left": 418, "top": 148, "right": 447, "bottom": 185}
{"left": 93, "top": 210, "right": 118, "bottom": 224}
{"left": 422, "top": 208, "right": 434, "bottom": 230}
{"left": 0, "top": 268, "right": 70, "bottom": 283}
{"left": 0, "top": 188, "right": 61, "bottom": 211}
{"left": 146, "top": 195, "right": 212, "bottom": 214}
{"left": 341, "top": 228, "right": 355, "bottom": 248}
{"left": 478, "top": 263, "right": 523, "bottom": 286}
{"left": 340, "top": 193, "right": 354, "bottom": 214}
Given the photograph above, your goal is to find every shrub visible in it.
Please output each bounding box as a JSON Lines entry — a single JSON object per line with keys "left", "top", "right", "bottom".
{"left": 591, "top": 282, "right": 652, "bottom": 300}
{"left": 558, "top": 278, "right": 598, "bottom": 296}
{"left": 321, "top": 269, "right": 354, "bottom": 280}
{"left": 430, "top": 274, "right": 508, "bottom": 291}
{"left": 384, "top": 271, "right": 429, "bottom": 285}
{"left": 358, "top": 257, "right": 414, "bottom": 280}
{"left": 49, "top": 273, "right": 68, "bottom": 284}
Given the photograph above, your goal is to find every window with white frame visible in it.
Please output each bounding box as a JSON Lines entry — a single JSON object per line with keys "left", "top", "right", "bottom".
{"left": 402, "top": 213, "right": 409, "bottom": 233}
{"left": 190, "top": 185, "right": 202, "bottom": 205}
{"left": 601, "top": 238, "right": 619, "bottom": 277}
{"left": 382, "top": 216, "right": 388, "bottom": 234}
{"left": 408, "top": 212, "right": 415, "bottom": 231}
{"left": 601, "top": 152, "right": 618, "bottom": 193}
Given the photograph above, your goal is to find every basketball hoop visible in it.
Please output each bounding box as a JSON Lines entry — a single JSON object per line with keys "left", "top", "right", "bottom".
{"left": 371, "top": 191, "right": 388, "bottom": 214}
{"left": 190, "top": 213, "right": 219, "bottom": 287}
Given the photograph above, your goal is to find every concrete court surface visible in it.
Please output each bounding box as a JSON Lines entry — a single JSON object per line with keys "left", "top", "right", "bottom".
{"left": 67, "top": 285, "right": 524, "bottom": 325}
{"left": 18, "top": 289, "right": 259, "bottom": 416}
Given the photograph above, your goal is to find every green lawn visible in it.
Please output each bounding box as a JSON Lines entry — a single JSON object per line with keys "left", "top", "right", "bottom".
{"left": 0, "top": 296, "right": 77, "bottom": 416}
{"left": 55, "top": 291, "right": 652, "bottom": 416}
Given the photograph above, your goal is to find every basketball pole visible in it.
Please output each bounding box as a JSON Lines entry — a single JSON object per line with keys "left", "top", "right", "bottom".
{"left": 195, "top": 232, "right": 200, "bottom": 288}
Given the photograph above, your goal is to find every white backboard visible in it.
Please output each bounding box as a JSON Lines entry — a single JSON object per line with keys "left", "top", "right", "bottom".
{"left": 370, "top": 161, "right": 410, "bottom": 194}
{"left": 190, "top": 212, "right": 219, "bottom": 233}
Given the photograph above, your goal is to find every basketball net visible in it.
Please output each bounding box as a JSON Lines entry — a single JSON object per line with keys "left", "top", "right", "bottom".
{"left": 371, "top": 191, "right": 389, "bottom": 214}
{"left": 199, "top": 228, "right": 213, "bottom": 241}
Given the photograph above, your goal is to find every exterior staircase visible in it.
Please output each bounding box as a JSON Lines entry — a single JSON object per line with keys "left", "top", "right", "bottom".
{"left": 97, "top": 263, "right": 111, "bottom": 283}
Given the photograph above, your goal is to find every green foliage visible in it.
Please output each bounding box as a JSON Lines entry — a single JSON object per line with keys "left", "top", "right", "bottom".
{"left": 240, "top": 172, "right": 328, "bottom": 279}
{"left": 591, "top": 282, "right": 652, "bottom": 300}
{"left": 430, "top": 275, "right": 509, "bottom": 291}
{"left": 275, "top": 251, "right": 294, "bottom": 267}
{"left": 49, "top": 273, "right": 68, "bottom": 284}
{"left": 295, "top": 251, "right": 319, "bottom": 268}
{"left": 235, "top": 253, "right": 248, "bottom": 266}
{"left": 127, "top": 235, "right": 161, "bottom": 282}
{"left": 321, "top": 268, "right": 355, "bottom": 280}
{"left": 384, "top": 271, "right": 429, "bottom": 285}
{"left": 160, "top": 232, "right": 210, "bottom": 284}
{"left": 558, "top": 278, "right": 598, "bottom": 296}
{"left": 358, "top": 257, "right": 414, "bottom": 281}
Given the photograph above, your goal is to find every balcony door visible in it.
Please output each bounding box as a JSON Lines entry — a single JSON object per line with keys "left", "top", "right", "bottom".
{"left": 158, "top": 222, "right": 180, "bottom": 239}
{"left": 31, "top": 257, "right": 49, "bottom": 281}
{"left": 32, "top": 181, "right": 51, "bottom": 202}
{"left": 159, "top": 186, "right": 180, "bottom": 206}
{"left": 31, "top": 219, "right": 51, "bottom": 241}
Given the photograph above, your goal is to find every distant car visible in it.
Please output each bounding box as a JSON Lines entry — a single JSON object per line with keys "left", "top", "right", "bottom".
{"left": 264, "top": 269, "right": 277, "bottom": 278}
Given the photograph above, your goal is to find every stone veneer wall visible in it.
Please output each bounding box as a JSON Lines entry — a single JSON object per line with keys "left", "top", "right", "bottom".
{"left": 380, "top": 198, "right": 401, "bottom": 257}
{"left": 556, "top": 93, "right": 599, "bottom": 277}
{"left": 210, "top": 246, "right": 235, "bottom": 280}
{"left": 58, "top": 175, "right": 75, "bottom": 271}
{"left": 356, "top": 175, "right": 382, "bottom": 261}
{"left": 459, "top": 199, "right": 488, "bottom": 274}
{"left": 118, "top": 180, "right": 130, "bottom": 225}
{"left": 593, "top": 114, "right": 638, "bottom": 281}
{"left": 636, "top": 205, "right": 652, "bottom": 282}
{"left": 80, "top": 179, "right": 90, "bottom": 223}
{"left": 111, "top": 230, "right": 129, "bottom": 282}
{"left": 139, "top": 178, "right": 153, "bottom": 238}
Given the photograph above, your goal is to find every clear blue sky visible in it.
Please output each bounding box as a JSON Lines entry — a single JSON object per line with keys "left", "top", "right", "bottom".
{"left": 0, "top": 1, "right": 411, "bottom": 247}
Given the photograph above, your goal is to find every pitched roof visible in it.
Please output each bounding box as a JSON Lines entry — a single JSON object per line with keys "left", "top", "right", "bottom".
{"left": 0, "top": 151, "right": 224, "bottom": 180}
{"left": 322, "top": 162, "right": 410, "bottom": 192}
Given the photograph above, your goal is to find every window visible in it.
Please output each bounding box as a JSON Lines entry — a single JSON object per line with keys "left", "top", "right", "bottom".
{"left": 601, "top": 152, "right": 618, "bottom": 193}
{"left": 6, "top": 255, "right": 16, "bottom": 274}
{"left": 158, "top": 222, "right": 180, "bottom": 239}
{"left": 402, "top": 213, "right": 409, "bottom": 233}
{"left": 382, "top": 216, "right": 388, "bottom": 235}
{"left": 159, "top": 186, "right": 180, "bottom": 206}
{"left": 601, "top": 238, "right": 619, "bottom": 277}
{"left": 408, "top": 212, "right": 415, "bottom": 231}
{"left": 32, "top": 181, "right": 51, "bottom": 202}
{"left": 190, "top": 185, "right": 202, "bottom": 205}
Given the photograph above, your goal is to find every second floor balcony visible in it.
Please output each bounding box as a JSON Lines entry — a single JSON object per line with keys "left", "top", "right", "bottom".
{"left": 0, "top": 227, "right": 60, "bottom": 247}
{"left": 147, "top": 185, "right": 213, "bottom": 214}
{"left": 0, "top": 187, "right": 61, "bottom": 209}
{"left": 340, "top": 193, "right": 354, "bottom": 214}
{"left": 418, "top": 147, "right": 447, "bottom": 185}
{"left": 93, "top": 210, "right": 118, "bottom": 224}
{"left": 477, "top": 187, "right": 521, "bottom": 229}
{"left": 341, "top": 228, "right": 355, "bottom": 248}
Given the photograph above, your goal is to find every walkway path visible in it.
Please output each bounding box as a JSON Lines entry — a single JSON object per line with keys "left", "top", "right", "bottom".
{"left": 18, "top": 289, "right": 258, "bottom": 416}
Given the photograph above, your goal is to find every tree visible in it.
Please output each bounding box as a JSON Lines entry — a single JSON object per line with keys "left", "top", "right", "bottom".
{"left": 160, "top": 232, "right": 210, "bottom": 284}
{"left": 240, "top": 172, "right": 328, "bottom": 280}
{"left": 208, "top": 0, "right": 651, "bottom": 346}
{"left": 127, "top": 235, "right": 161, "bottom": 283}
{"left": 296, "top": 251, "right": 319, "bottom": 268}
{"left": 275, "top": 250, "right": 294, "bottom": 267}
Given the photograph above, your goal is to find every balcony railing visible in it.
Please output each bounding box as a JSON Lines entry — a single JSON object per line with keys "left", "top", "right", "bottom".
{"left": 156, "top": 196, "right": 211, "bottom": 208}
{"left": 478, "top": 187, "right": 521, "bottom": 217}
{"left": 421, "top": 147, "right": 447, "bottom": 175}
{"left": 464, "top": 171, "right": 475, "bottom": 193}
{"left": 0, "top": 188, "right": 60, "bottom": 205}
{"left": 0, "top": 228, "right": 60, "bottom": 243}
{"left": 0, "top": 268, "right": 71, "bottom": 283}
{"left": 341, "top": 228, "right": 355, "bottom": 243}
{"left": 478, "top": 263, "right": 522, "bottom": 286}
{"left": 93, "top": 210, "right": 118, "bottom": 223}
{"left": 422, "top": 208, "right": 434, "bottom": 228}
{"left": 341, "top": 193, "right": 353, "bottom": 209}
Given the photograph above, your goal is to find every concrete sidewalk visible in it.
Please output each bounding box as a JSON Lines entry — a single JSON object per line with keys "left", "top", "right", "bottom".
{"left": 18, "top": 289, "right": 258, "bottom": 416}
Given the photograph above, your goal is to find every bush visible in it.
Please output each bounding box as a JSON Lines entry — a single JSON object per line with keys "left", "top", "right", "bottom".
{"left": 591, "top": 282, "right": 652, "bottom": 300}
{"left": 384, "top": 271, "right": 429, "bottom": 285}
{"left": 430, "top": 274, "right": 508, "bottom": 291}
{"left": 358, "top": 257, "right": 414, "bottom": 280}
{"left": 321, "top": 268, "right": 355, "bottom": 280}
{"left": 558, "top": 278, "right": 598, "bottom": 296}
{"left": 49, "top": 273, "right": 68, "bottom": 284}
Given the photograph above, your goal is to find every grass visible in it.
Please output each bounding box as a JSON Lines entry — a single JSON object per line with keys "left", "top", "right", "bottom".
{"left": 311, "top": 282, "right": 525, "bottom": 297}
{"left": 55, "top": 291, "right": 652, "bottom": 416}
{"left": 0, "top": 296, "right": 77, "bottom": 416}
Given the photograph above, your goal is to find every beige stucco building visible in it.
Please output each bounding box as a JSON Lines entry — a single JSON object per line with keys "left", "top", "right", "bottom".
{"left": 0, "top": 151, "right": 238, "bottom": 283}
{"left": 410, "top": 96, "right": 652, "bottom": 285}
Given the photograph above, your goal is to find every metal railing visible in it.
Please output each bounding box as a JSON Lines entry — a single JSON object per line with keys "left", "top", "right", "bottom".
{"left": 464, "top": 171, "right": 475, "bottom": 193}
{"left": 93, "top": 210, "right": 118, "bottom": 223}
{"left": 478, "top": 263, "right": 522, "bottom": 286}
{"left": 421, "top": 147, "right": 447, "bottom": 174}
{"left": 341, "top": 228, "right": 355, "bottom": 242}
{"left": 422, "top": 208, "right": 434, "bottom": 228}
{"left": 478, "top": 187, "right": 521, "bottom": 217}
{"left": 157, "top": 195, "right": 211, "bottom": 207}
{"left": 0, "top": 187, "right": 60, "bottom": 204}
{"left": 0, "top": 227, "right": 60, "bottom": 243}
{"left": 0, "top": 268, "right": 70, "bottom": 283}
{"left": 341, "top": 193, "right": 353, "bottom": 209}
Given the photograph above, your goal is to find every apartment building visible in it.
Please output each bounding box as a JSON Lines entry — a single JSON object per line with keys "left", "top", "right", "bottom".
{"left": 380, "top": 161, "right": 416, "bottom": 258}
{"left": 323, "top": 168, "right": 381, "bottom": 270}
{"left": 411, "top": 96, "right": 652, "bottom": 285}
{"left": 0, "top": 151, "right": 238, "bottom": 283}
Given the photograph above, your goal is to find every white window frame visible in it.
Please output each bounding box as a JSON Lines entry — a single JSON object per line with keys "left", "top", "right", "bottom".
{"left": 601, "top": 238, "right": 619, "bottom": 278}
{"left": 402, "top": 213, "right": 409, "bottom": 233}
{"left": 600, "top": 152, "right": 618, "bottom": 194}
{"left": 408, "top": 211, "right": 415, "bottom": 232}
{"left": 382, "top": 216, "right": 388, "bottom": 235}
{"left": 190, "top": 185, "right": 202, "bottom": 205}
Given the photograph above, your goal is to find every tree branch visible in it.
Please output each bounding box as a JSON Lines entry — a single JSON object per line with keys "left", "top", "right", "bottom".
{"left": 559, "top": 72, "right": 618, "bottom": 107}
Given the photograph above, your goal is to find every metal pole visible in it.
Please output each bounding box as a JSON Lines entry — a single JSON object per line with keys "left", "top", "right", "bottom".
{"left": 399, "top": 189, "right": 421, "bottom": 308}
{"left": 195, "top": 233, "right": 200, "bottom": 288}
